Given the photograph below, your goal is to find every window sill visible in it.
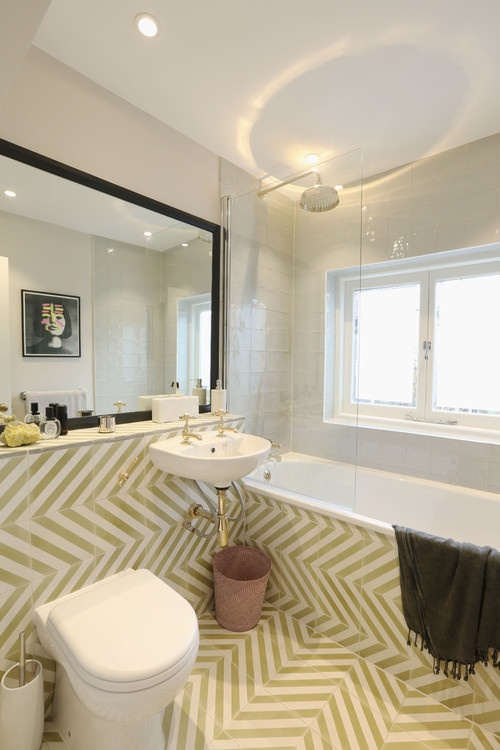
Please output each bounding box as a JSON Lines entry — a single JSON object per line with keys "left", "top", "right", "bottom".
{"left": 326, "top": 414, "right": 500, "bottom": 445}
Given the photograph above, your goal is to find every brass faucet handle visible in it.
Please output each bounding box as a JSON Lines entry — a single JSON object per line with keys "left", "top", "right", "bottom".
{"left": 113, "top": 400, "right": 126, "bottom": 414}
{"left": 179, "top": 413, "right": 196, "bottom": 430}
{"left": 267, "top": 439, "right": 282, "bottom": 449}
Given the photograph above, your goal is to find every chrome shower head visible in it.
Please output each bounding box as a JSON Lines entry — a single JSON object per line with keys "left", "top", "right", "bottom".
{"left": 300, "top": 173, "right": 339, "bottom": 213}
{"left": 257, "top": 169, "right": 339, "bottom": 212}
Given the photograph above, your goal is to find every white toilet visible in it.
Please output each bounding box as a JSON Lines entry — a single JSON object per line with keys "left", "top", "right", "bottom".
{"left": 34, "top": 568, "right": 199, "bottom": 750}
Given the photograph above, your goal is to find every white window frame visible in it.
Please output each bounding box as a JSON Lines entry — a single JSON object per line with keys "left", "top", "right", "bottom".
{"left": 326, "top": 243, "right": 500, "bottom": 434}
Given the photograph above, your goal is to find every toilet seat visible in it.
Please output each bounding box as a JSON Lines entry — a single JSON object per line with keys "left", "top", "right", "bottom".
{"left": 43, "top": 569, "right": 199, "bottom": 693}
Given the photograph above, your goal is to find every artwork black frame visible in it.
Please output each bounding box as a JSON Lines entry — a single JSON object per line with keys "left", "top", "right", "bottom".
{"left": 21, "top": 290, "right": 81, "bottom": 358}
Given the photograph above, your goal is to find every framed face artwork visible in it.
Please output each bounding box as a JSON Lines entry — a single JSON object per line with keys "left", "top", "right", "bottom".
{"left": 21, "top": 290, "right": 81, "bottom": 357}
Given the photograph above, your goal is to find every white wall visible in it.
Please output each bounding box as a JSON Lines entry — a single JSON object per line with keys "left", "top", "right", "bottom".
{"left": 0, "top": 47, "right": 220, "bottom": 224}
{"left": 0, "top": 211, "right": 93, "bottom": 417}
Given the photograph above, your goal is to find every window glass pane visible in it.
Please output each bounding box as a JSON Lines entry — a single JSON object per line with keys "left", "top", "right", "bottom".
{"left": 434, "top": 274, "right": 500, "bottom": 414}
{"left": 353, "top": 284, "right": 420, "bottom": 407}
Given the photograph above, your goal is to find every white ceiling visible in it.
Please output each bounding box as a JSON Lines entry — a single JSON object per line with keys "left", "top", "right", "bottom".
{"left": 31, "top": 0, "right": 500, "bottom": 184}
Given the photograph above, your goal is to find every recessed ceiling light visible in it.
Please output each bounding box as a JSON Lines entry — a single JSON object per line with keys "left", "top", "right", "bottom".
{"left": 134, "top": 13, "right": 160, "bottom": 38}
{"left": 304, "top": 153, "right": 319, "bottom": 165}
{"left": 144, "top": 231, "right": 152, "bottom": 237}
{"left": 107, "top": 248, "right": 114, "bottom": 254}
{"left": 3, "top": 189, "right": 16, "bottom": 197}
{"left": 334, "top": 185, "right": 344, "bottom": 191}
{"left": 181, "top": 243, "right": 188, "bottom": 247}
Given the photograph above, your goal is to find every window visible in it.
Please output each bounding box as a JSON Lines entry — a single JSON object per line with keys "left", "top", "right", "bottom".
{"left": 327, "top": 246, "right": 500, "bottom": 431}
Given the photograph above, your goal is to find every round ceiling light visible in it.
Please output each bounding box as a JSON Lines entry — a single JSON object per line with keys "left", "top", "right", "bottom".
{"left": 134, "top": 13, "right": 160, "bottom": 38}
{"left": 304, "top": 153, "right": 320, "bottom": 165}
{"left": 3, "top": 189, "right": 16, "bottom": 197}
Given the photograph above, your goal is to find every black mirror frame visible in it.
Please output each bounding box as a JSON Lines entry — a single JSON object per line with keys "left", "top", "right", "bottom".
{"left": 0, "top": 138, "right": 221, "bottom": 428}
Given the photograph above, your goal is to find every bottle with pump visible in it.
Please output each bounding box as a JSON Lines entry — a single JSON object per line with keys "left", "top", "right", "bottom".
{"left": 25, "top": 402, "right": 42, "bottom": 426}
{"left": 192, "top": 378, "right": 206, "bottom": 406}
{"left": 211, "top": 379, "right": 227, "bottom": 413}
{"left": 39, "top": 407, "right": 61, "bottom": 439}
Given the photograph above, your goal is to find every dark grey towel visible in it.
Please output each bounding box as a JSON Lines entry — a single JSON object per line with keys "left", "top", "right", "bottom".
{"left": 394, "top": 525, "right": 500, "bottom": 680}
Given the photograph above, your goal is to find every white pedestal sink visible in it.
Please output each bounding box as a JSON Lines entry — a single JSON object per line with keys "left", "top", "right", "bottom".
{"left": 149, "top": 430, "right": 271, "bottom": 488}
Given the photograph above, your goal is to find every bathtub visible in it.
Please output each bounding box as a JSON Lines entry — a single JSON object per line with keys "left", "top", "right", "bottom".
{"left": 243, "top": 452, "right": 499, "bottom": 549}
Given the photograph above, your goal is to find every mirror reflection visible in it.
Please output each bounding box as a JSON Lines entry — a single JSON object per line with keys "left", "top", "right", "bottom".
{"left": 0, "top": 141, "right": 219, "bottom": 418}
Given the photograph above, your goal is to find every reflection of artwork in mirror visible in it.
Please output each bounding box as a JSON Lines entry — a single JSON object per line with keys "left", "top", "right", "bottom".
{"left": 22, "top": 290, "right": 81, "bottom": 357}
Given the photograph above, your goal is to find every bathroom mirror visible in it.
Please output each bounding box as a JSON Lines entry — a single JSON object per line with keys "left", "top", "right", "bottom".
{"left": 0, "top": 138, "right": 220, "bottom": 420}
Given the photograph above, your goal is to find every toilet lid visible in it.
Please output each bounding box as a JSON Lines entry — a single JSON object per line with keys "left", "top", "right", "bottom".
{"left": 46, "top": 569, "right": 199, "bottom": 693}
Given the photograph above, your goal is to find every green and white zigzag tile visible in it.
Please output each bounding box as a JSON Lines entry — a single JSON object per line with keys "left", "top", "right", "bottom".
{"left": 0, "top": 521, "right": 32, "bottom": 595}
{"left": 310, "top": 685, "right": 393, "bottom": 750}
{"left": 245, "top": 492, "right": 286, "bottom": 549}
{"left": 92, "top": 436, "right": 146, "bottom": 499}
{"left": 272, "top": 556, "right": 319, "bottom": 626}
{"left": 28, "top": 445, "right": 94, "bottom": 516}
{"left": 315, "top": 527, "right": 366, "bottom": 587}
{"left": 142, "top": 480, "right": 188, "bottom": 532}
{"left": 0, "top": 454, "right": 29, "bottom": 525}
{"left": 390, "top": 688, "right": 473, "bottom": 747}
{"left": 469, "top": 724, "right": 500, "bottom": 750}
{"left": 0, "top": 583, "right": 33, "bottom": 659}
{"left": 29, "top": 506, "right": 96, "bottom": 576}
{"left": 340, "top": 655, "right": 408, "bottom": 722}
{"left": 277, "top": 504, "right": 321, "bottom": 565}
{"left": 312, "top": 565, "right": 363, "bottom": 643}
{"left": 356, "top": 586, "right": 410, "bottom": 659}
{"left": 93, "top": 489, "right": 149, "bottom": 552}
{"left": 466, "top": 663, "right": 500, "bottom": 736}
{"left": 94, "top": 538, "right": 151, "bottom": 578}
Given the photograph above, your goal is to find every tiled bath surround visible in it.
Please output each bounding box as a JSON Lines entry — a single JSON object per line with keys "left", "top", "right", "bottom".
{"left": 244, "top": 488, "right": 500, "bottom": 740}
{"left": 0, "top": 418, "right": 244, "bottom": 707}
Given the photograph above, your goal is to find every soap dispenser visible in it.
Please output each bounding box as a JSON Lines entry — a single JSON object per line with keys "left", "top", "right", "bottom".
{"left": 40, "top": 406, "right": 61, "bottom": 439}
{"left": 211, "top": 379, "right": 227, "bottom": 413}
{"left": 192, "top": 379, "right": 207, "bottom": 406}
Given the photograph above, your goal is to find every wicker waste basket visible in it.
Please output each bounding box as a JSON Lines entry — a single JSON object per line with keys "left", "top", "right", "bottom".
{"left": 213, "top": 546, "right": 271, "bottom": 631}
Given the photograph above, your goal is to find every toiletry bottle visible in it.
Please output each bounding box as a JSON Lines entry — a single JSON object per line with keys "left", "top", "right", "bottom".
{"left": 192, "top": 378, "right": 207, "bottom": 406}
{"left": 211, "top": 379, "right": 227, "bottom": 413}
{"left": 25, "top": 402, "right": 42, "bottom": 426}
{"left": 40, "top": 407, "right": 61, "bottom": 439}
{"left": 56, "top": 404, "right": 68, "bottom": 435}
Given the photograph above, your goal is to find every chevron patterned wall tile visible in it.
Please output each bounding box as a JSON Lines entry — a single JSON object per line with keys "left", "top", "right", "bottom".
{"left": 312, "top": 559, "right": 363, "bottom": 646}
{"left": 93, "top": 436, "right": 146, "bottom": 499}
{"left": 0, "top": 454, "right": 29, "bottom": 525}
{"left": 142, "top": 478, "right": 190, "bottom": 531}
{"left": 29, "top": 505, "right": 96, "bottom": 577}
{"left": 27, "top": 445, "right": 94, "bottom": 516}
{"left": 0, "top": 583, "right": 33, "bottom": 659}
{"left": 0, "top": 520, "right": 31, "bottom": 595}
{"left": 93, "top": 488, "right": 149, "bottom": 551}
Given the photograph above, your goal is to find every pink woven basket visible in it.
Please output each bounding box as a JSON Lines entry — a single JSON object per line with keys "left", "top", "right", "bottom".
{"left": 213, "top": 546, "right": 271, "bottom": 631}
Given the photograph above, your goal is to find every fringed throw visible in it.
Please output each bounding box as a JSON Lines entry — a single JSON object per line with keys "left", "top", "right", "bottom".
{"left": 394, "top": 526, "right": 500, "bottom": 681}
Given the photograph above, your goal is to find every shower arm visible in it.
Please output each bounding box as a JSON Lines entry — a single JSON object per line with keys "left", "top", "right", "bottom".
{"left": 257, "top": 169, "right": 320, "bottom": 199}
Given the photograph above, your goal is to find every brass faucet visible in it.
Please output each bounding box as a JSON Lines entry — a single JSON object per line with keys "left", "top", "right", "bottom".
{"left": 180, "top": 414, "right": 202, "bottom": 444}
{"left": 214, "top": 411, "right": 238, "bottom": 438}
{"left": 113, "top": 400, "right": 126, "bottom": 414}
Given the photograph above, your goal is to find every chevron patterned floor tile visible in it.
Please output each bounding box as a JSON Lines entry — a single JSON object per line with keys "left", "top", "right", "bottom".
{"left": 42, "top": 605, "right": 499, "bottom": 749}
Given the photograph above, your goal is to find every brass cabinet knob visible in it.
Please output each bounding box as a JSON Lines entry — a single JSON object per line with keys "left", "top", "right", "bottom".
{"left": 0, "top": 403, "right": 8, "bottom": 413}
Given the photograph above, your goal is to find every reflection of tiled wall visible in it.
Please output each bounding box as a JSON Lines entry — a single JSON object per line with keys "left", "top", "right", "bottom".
{"left": 245, "top": 489, "right": 500, "bottom": 740}
{"left": 0, "top": 421, "right": 244, "bottom": 707}
{"left": 93, "top": 237, "right": 163, "bottom": 413}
